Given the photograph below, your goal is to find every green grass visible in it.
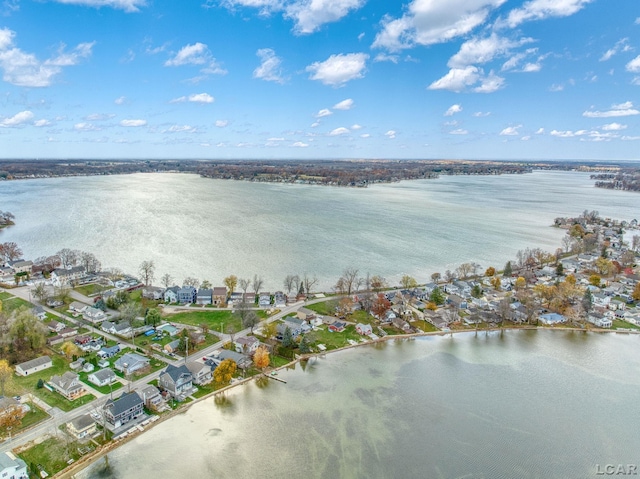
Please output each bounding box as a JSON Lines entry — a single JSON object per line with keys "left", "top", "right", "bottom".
{"left": 411, "top": 319, "right": 440, "bottom": 332}
{"left": 37, "top": 388, "right": 96, "bottom": 412}
{"left": 305, "top": 301, "right": 337, "bottom": 316}
{"left": 19, "top": 436, "right": 87, "bottom": 478}
{"left": 1, "top": 296, "right": 34, "bottom": 314}
{"left": 0, "top": 291, "right": 13, "bottom": 300}
{"left": 271, "top": 355, "right": 291, "bottom": 368}
{"left": 15, "top": 402, "right": 50, "bottom": 432}
{"left": 305, "top": 325, "right": 362, "bottom": 351}
{"left": 612, "top": 319, "right": 640, "bottom": 330}
{"left": 12, "top": 352, "right": 70, "bottom": 393}
{"left": 79, "top": 376, "right": 123, "bottom": 395}
{"left": 348, "top": 309, "right": 376, "bottom": 324}
{"left": 166, "top": 310, "right": 242, "bottom": 333}
{"left": 74, "top": 284, "right": 107, "bottom": 297}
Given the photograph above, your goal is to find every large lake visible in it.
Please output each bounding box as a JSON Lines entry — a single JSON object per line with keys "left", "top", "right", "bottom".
{"left": 78, "top": 330, "right": 640, "bottom": 479}
{"left": 0, "top": 170, "right": 638, "bottom": 289}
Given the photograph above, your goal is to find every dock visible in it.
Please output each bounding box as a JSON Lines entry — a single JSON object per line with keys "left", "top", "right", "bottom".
{"left": 265, "top": 373, "right": 287, "bottom": 384}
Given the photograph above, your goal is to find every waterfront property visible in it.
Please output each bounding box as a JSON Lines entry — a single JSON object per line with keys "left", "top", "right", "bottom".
{"left": 103, "top": 392, "right": 145, "bottom": 430}
{"left": 159, "top": 364, "right": 194, "bottom": 400}
{"left": 114, "top": 353, "right": 150, "bottom": 376}
{"left": 67, "top": 414, "right": 97, "bottom": 440}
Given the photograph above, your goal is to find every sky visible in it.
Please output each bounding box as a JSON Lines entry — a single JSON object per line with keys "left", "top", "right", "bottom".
{"left": 0, "top": 0, "right": 639, "bottom": 161}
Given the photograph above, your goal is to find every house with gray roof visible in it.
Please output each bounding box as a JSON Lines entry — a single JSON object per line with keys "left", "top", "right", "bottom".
{"left": 88, "top": 368, "right": 117, "bottom": 387}
{"left": 114, "top": 353, "right": 150, "bottom": 375}
{"left": 177, "top": 286, "right": 197, "bottom": 304}
{"left": 15, "top": 355, "right": 52, "bottom": 376}
{"left": 97, "top": 344, "right": 120, "bottom": 359}
{"left": 164, "top": 286, "right": 179, "bottom": 303}
{"left": 211, "top": 349, "right": 252, "bottom": 370}
{"left": 67, "top": 414, "right": 97, "bottom": 440}
{"left": 49, "top": 372, "right": 85, "bottom": 400}
{"left": 159, "top": 364, "right": 193, "bottom": 399}
{"left": 103, "top": 391, "right": 145, "bottom": 430}
{"left": 136, "top": 385, "right": 164, "bottom": 411}
{"left": 83, "top": 306, "right": 107, "bottom": 323}
{"left": 0, "top": 452, "right": 28, "bottom": 479}
{"left": 186, "top": 361, "right": 212, "bottom": 385}
{"left": 196, "top": 288, "right": 213, "bottom": 305}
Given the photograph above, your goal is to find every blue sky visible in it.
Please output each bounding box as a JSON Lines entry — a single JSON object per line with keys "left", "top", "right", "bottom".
{"left": 0, "top": 0, "right": 639, "bottom": 160}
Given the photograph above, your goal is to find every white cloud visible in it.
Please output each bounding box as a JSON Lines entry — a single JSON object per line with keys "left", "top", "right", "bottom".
{"left": 550, "top": 129, "right": 589, "bottom": 138}
{"left": 292, "top": 141, "right": 309, "bottom": 147}
{"left": 583, "top": 101, "right": 640, "bottom": 118}
{"left": 535, "top": 127, "right": 544, "bottom": 134}
{"left": 504, "top": 0, "right": 593, "bottom": 28}
{"left": 521, "top": 136, "right": 530, "bottom": 141}
{"left": 474, "top": 71, "right": 505, "bottom": 93}
{"left": 450, "top": 129, "right": 468, "bottom": 135}
{"left": 445, "top": 104, "right": 463, "bottom": 116}
{"left": 373, "top": 0, "right": 506, "bottom": 51}
{"left": 600, "top": 38, "right": 631, "bottom": 62}
{"left": 316, "top": 108, "right": 333, "bottom": 118}
{"left": 253, "top": 48, "right": 286, "bottom": 83}
{"left": 306, "top": 53, "right": 368, "bottom": 87}
{"left": 549, "top": 83, "right": 564, "bottom": 92}
{"left": 626, "top": 55, "right": 640, "bottom": 73}
{"left": 374, "top": 53, "right": 399, "bottom": 63}
{"left": 601, "top": 122, "right": 627, "bottom": 131}
{"left": 85, "top": 113, "right": 115, "bottom": 121}
{"left": 333, "top": 98, "right": 354, "bottom": 110}
{"left": 164, "top": 42, "right": 226, "bottom": 76}
{"left": 311, "top": 121, "right": 320, "bottom": 128}
{"left": 33, "top": 119, "right": 51, "bottom": 127}
{"left": 473, "top": 111, "right": 490, "bottom": 117}
{"left": 171, "top": 93, "right": 215, "bottom": 104}
{"left": 74, "top": 122, "right": 101, "bottom": 131}
{"left": 428, "top": 66, "right": 479, "bottom": 92}
{"left": 286, "top": 0, "right": 365, "bottom": 34}
{"left": 0, "top": 110, "right": 33, "bottom": 127}
{"left": 164, "top": 125, "right": 196, "bottom": 133}
{"left": 329, "top": 126, "right": 350, "bottom": 136}
{"left": 51, "top": 0, "right": 146, "bottom": 12}
{"left": 385, "top": 130, "right": 396, "bottom": 139}
{"left": 521, "top": 62, "right": 541, "bottom": 72}
{"left": 115, "top": 96, "right": 127, "bottom": 105}
{"left": 215, "top": 120, "right": 228, "bottom": 128}
{"left": 502, "top": 48, "right": 539, "bottom": 71}
{"left": 351, "top": 123, "right": 362, "bottom": 130}
{"left": 120, "top": 119, "right": 147, "bottom": 127}
{"left": 448, "top": 34, "right": 533, "bottom": 68}
{"left": 500, "top": 125, "right": 521, "bottom": 135}
{"left": 0, "top": 28, "right": 94, "bottom": 87}
{"left": 360, "top": 133, "right": 370, "bottom": 138}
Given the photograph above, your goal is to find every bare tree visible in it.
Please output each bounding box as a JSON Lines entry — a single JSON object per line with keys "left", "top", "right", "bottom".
{"left": 633, "top": 235, "right": 640, "bottom": 252}
{"left": 444, "top": 269, "right": 455, "bottom": 283}
{"left": 81, "top": 251, "right": 101, "bottom": 273}
{"left": 341, "top": 268, "right": 360, "bottom": 296}
{"left": 430, "top": 272, "right": 441, "bottom": 284}
{"left": 160, "top": 273, "right": 173, "bottom": 288}
{"left": 183, "top": 277, "right": 200, "bottom": 288}
{"left": 138, "top": 260, "right": 155, "bottom": 285}
{"left": 239, "top": 278, "right": 251, "bottom": 295}
{"left": 283, "top": 275, "right": 297, "bottom": 295}
{"left": 456, "top": 263, "right": 474, "bottom": 280}
{"left": 303, "top": 273, "right": 318, "bottom": 295}
{"left": 0, "top": 242, "right": 23, "bottom": 262}
{"left": 252, "top": 274, "right": 264, "bottom": 295}
{"left": 56, "top": 248, "right": 79, "bottom": 268}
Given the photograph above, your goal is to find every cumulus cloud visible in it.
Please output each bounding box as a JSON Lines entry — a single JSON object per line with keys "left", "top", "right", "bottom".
{"left": 215, "top": 120, "right": 228, "bottom": 128}
{"left": 170, "top": 93, "right": 215, "bottom": 104}
{"left": 583, "top": 101, "right": 640, "bottom": 118}
{"left": 329, "top": 126, "right": 350, "bottom": 136}
{"left": 535, "top": 127, "right": 544, "bottom": 134}
{"left": 626, "top": 55, "right": 640, "bottom": 73}
{"left": 115, "top": 96, "right": 127, "bottom": 105}
{"left": 550, "top": 129, "right": 589, "bottom": 138}
{"left": 253, "top": 48, "right": 286, "bottom": 83}
{"left": 120, "top": 119, "right": 147, "bottom": 127}
{"left": 164, "top": 42, "right": 226, "bottom": 77}
{"left": 292, "top": 141, "right": 309, "bottom": 147}
{"left": 350, "top": 123, "right": 362, "bottom": 130}
{"left": 601, "top": 122, "right": 627, "bottom": 131}
{"left": 600, "top": 38, "right": 631, "bottom": 62}
{"left": 428, "top": 66, "right": 504, "bottom": 93}
{"left": 306, "top": 53, "right": 368, "bottom": 86}
{"left": 374, "top": 53, "right": 399, "bottom": 63}
{"left": 316, "top": 108, "right": 332, "bottom": 118}
{"left": 0, "top": 28, "right": 94, "bottom": 87}
{"left": 445, "top": 104, "right": 463, "bottom": 116}
{"left": 0, "top": 110, "right": 33, "bottom": 127}
{"left": 448, "top": 34, "right": 533, "bottom": 68}
{"left": 286, "top": 0, "right": 365, "bottom": 34}
{"left": 333, "top": 98, "right": 354, "bottom": 110}
{"left": 385, "top": 130, "right": 396, "bottom": 139}
{"left": 500, "top": 125, "right": 521, "bottom": 135}
{"left": 503, "top": 0, "right": 593, "bottom": 28}
{"left": 51, "top": 0, "right": 146, "bottom": 12}
{"left": 373, "top": 0, "right": 506, "bottom": 51}
{"left": 450, "top": 129, "right": 468, "bottom": 135}
{"left": 360, "top": 133, "right": 370, "bottom": 138}
{"left": 34, "top": 119, "right": 51, "bottom": 127}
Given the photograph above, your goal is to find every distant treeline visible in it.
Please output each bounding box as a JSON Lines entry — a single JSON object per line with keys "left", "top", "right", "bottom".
{"left": 0, "top": 159, "right": 638, "bottom": 187}
{"left": 591, "top": 169, "right": 640, "bottom": 192}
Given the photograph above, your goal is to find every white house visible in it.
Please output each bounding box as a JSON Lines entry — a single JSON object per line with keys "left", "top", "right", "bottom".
{"left": 15, "top": 355, "right": 52, "bottom": 376}
{"left": 0, "top": 452, "right": 28, "bottom": 479}
{"left": 88, "top": 368, "right": 117, "bottom": 387}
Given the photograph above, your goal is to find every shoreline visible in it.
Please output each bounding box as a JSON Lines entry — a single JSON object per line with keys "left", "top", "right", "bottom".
{"left": 55, "top": 325, "right": 638, "bottom": 479}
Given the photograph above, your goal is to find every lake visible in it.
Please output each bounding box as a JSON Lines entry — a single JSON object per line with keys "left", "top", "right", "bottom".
{"left": 0, "top": 170, "right": 638, "bottom": 289}
{"left": 78, "top": 330, "right": 640, "bottom": 479}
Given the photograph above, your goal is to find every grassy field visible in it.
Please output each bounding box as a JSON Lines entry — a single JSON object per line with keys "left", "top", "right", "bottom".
{"left": 612, "top": 319, "right": 640, "bottom": 330}
{"left": 19, "top": 436, "right": 91, "bottom": 478}
{"left": 306, "top": 325, "right": 363, "bottom": 351}
{"left": 12, "top": 352, "right": 70, "bottom": 394}
{"left": 1, "top": 295, "right": 35, "bottom": 314}
{"left": 13, "top": 402, "right": 50, "bottom": 433}
{"left": 74, "top": 284, "right": 107, "bottom": 297}
{"left": 305, "top": 301, "right": 338, "bottom": 316}
{"left": 166, "top": 309, "right": 267, "bottom": 333}
{"left": 410, "top": 319, "right": 440, "bottom": 332}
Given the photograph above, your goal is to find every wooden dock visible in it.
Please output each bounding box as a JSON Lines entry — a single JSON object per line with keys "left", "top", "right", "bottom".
{"left": 265, "top": 373, "right": 287, "bottom": 384}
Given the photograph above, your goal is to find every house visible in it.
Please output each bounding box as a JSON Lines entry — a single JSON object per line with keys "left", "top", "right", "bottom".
{"left": 355, "top": 323, "right": 373, "bottom": 335}
{"left": 212, "top": 286, "right": 227, "bottom": 305}
{"left": 243, "top": 292, "right": 256, "bottom": 304}
{"left": 538, "top": 313, "right": 566, "bottom": 325}
{"left": 159, "top": 364, "right": 193, "bottom": 399}
{"left": 67, "top": 414, "right": 97, "bottom": 440}
{"left": 97, "top": 345, "right": 120, "bottom": 359}
{"left": 31, "top": 305, "right": 47, "bottom": 321}
{"left": 112, "top": 321, "right": 132, "bottom": 337}
{"left": 392, "top": 317, "right": 411, "bottom": 331}
{"left": 137, "top": 385, "right": 164, "bottom": 410}
{"left": 70, "top": 358, "right": 85, "bottom": 370}
{"left": 49, "top": 372, "right": 85, "bottom": 400}
{"left": 328, "top": 321, "right": 346, "bottom": 332}
{"left": 88, "top": 368, "right": 117, "bottom": 387}
{"left": 588, "top": 313, "right": 613, "bottom": 328}
{"left": 15, "top": 355, "right": 52, "bottom": 376}
{"left": 69, "top": 301, "right": 89, "bottom": 314}
{"left": 101, "top": 320, "right": 116, "bottom": 333}
{"left": 164, "top": 286, "right": 179, "bottom": 303}
{"left": 46, "top": 320, "right": 65, "bottom": 334}
{"left": 59, "top": 327, "right": 78, "bottom": 338}
{"left": 196, "top": 288, "right": 213, "bottom": 305}
{"left": 228, "top": 291, "right": 243, "bottom": 306}
{"left": 164, "top": 339, "right": 181, "bottom": 354}
{"left": 210, "top": 349, "right": 253, "bottom": 370}
{"left": 142, "top": 286, "right": 165, "bottom": 300}
{"left": 51, "top": 266, "right": 85, "bottom": 286}
{"left": 0, "top": 452, "right": 28, "bottom": 479}
{"left": 103, "top": 391, "right": 145, "bottom": 429}
{"left": 47, "top": 335, "right": 64, "bottom": 346}
{"left": 177, "top": 286, "right": 197, "bottom": 304}
{"left": 273, "top": 291, "right": 286, "bottom": 308}
{"left": 157, "top": 323, "right": 179, "bottom": 336}
{"left": 234, "top": 336, "right": 260, "bottom": 354}
{"left": 83, "top": 306, "right": 107, "bottom": 323}
{"left": 82, "top": 362, "right": 95, "bottom": 373}
{"left": 186, "top": 361, "right": 212, "bottom": 385}
{"left": 259, "top": 292, "right": 271, "bottom": 308}
{"left": 114, "top": 353, "right": 150, "bottom": 375}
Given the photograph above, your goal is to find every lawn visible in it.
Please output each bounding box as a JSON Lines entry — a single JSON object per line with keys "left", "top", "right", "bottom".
{"left": 612, "top": 319, "right": 640, "bottom": 330}
{"left": 15, "top": 402, "right": 50, "bottom": 433}
{"left": 305, "top": 301, "right": 338, "bottom": 316}
{"left": 165, "top": 309, "right": 266, "bottom": 333}
{"left": 12, "top": 352, "right": 70, "bottom": 394}
{"left": 0, "top": 291, "right": 13, "bottom": 300}
{"left": 411, "top": 319, "right": 440, "bottom": 332}
{"left": 348, "top": 309, "right": 376, "bottom": 324}
{"left": 2, "top": 296, "right": 35, "bottom": 314}
{"left": 19, "top": 436, "right": 89, "bottom": 478}
{"left": 79, "top": 376, "right": 123, "bottom": 395}
{"left": 36, "top": 388, "right": 96, "bottom": 412}
{"left": 305, "top": 325, "right": 363, "bottom": 351}
{"left": 74, "top": 283, "right": 107, "bottom": 297}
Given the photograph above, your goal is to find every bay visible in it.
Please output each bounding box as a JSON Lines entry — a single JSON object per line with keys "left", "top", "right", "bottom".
{"left": 78, "top": 330, "right": 640, "bottom": 479}
{"left": 0, "top": 170, "right": 637, "bottom": 289}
